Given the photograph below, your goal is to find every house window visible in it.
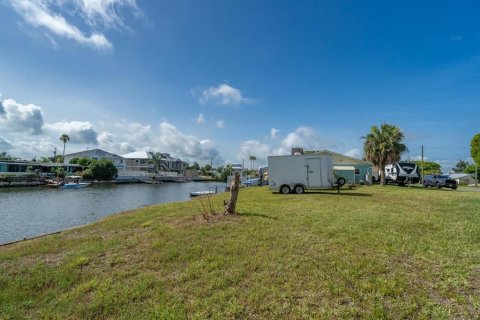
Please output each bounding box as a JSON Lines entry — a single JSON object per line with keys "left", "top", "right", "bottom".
{"left": 355, "top": 168, "right": 360, "bottom": 175}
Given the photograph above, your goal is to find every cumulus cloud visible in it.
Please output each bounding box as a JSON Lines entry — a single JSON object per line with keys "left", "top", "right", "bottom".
{"left": 412, "top": 155, "right": 428, "bottom": 161}
{"left": 196, "top": 113, "right": 205, "bottom": 124}
{"left": 275, "top": 126, "right": 343, "bottom": 155}
{"left": 215, "top": 120, "right": 225, "bottom": 129}
{"left": 196, "top": 84, "right": 253, "bottom": 106}
{"left": 158, "top": 121, "right": 220, "bottom": 161}
{"left": 344, "top": 148, "right": 362, "bottom": 159}
{"left": 0, "top": 98, "right": 44, "bottom": 135}
{"left": 239, "top": 140, "right": 270, "bottom": 165}
{"left": 8, "top": 0, "right": 140, "bottom": 50}
{"left": 270, "top": 128, "right": 279, "bottom": 139}
{"left": 44, "top": 120, "right": 98, "bottom": 144}
{"left": 128, "top": 122, "right": 151, "bottom": 142}
{"left": 97, "top": 131, "right": 135, "bottom": 154}
{"left": 0, "top": 136, "right": 12, "bottom": 150}
{"left": 0, "top": 100, "right": 6, "bottom": 116}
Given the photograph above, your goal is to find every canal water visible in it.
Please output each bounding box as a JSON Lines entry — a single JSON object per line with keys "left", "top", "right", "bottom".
{"left": 0, "top": 182, "right": 225, "bottom": 245}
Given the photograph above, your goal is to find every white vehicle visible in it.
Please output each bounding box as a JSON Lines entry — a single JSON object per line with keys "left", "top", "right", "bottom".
{"left": 384, "top": 162, "right": 420, "bottom": 185}
{"left": 268, "top": 154, "right": 343, "bottom": 194}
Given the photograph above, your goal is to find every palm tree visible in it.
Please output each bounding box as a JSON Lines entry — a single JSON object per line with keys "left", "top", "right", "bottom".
{"left": 362, "top": 124, "right": 407, "bottom": 186}
{"left": 148, "top": 152, "right": 167, "bottom": 174}
{"left": 59, "top": 134, "right": 70, "bottom": 162}
{"left": 249, "top": 155, "right": 256, "bottom": 170}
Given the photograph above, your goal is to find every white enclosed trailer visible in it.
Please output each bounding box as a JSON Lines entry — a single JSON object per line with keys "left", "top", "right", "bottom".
{"left": 268, "top": 154, "right": 336, "bottom": 194}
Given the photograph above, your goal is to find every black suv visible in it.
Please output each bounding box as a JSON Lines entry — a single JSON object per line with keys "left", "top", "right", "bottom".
{"left": 423, "top": 175, "right": 458, "bottom": 190}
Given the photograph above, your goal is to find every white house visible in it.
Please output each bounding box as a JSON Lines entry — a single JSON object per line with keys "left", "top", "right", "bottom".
{"left": 448, "top": 173, "right": 477, "bottom": 186}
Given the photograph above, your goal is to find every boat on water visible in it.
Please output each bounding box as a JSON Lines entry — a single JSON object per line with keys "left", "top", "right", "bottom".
{"left": 46, "top": 176, "right": 90, "bottom": 189}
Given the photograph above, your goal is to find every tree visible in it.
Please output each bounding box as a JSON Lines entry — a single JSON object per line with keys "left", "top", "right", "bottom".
{"left": 464, "top": 165, "right": 480, "bottom": 180}
{"left": 224, "top": 173, "right": 240, "bottom": 215}
{"left": 149, "top": 152, "right": 167, "bottom": 173}
{"left": 452, "top": 160, "right": 470, "bottom": 173}
{"left": 90, "top": 159, "right": 118, "bottom": 180}
{"left": 69, "top": 157, "right": 93, "bottom": 166}
{"left": 362, "top": 124, "right": 407, "bottom": 186}
{"left": 0, "top": 151, "right": 15, "bottom": 160}
{"left": 471, "top": 133, "right": 480, "bottom": 187}
{"left": 414, "top": 161, "right": 441, "bottom": 175}
{"left": 59, "top": 134, "right": 70, "bottom": 161}
{"left": 249, "top": 155, "right": 256, "bottom": 170}
{"left": 187, "top": 162, "right": 200, "bottom": 170}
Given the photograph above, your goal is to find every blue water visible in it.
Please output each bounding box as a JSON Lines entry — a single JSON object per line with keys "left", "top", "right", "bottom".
{"left": 0, "top": 182, "right": 225, "bottom": 244}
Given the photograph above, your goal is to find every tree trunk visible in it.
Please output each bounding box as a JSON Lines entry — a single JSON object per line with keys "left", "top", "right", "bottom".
{"left": 380, "top": 165, "right": 386, "bottom": 186}
{"left": 224, "top": 173, "right": 240, "bottom": 215}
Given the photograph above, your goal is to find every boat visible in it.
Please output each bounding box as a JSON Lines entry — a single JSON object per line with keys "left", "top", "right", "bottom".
{"left": 45, "top": 178, "right": 63, "bottom": 188}
{"left": 46, "top": 176, "right": 90, "bottom": 189}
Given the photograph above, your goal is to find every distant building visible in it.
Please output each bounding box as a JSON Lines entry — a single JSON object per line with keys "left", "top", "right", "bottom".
{"left": 120, "top": 151, "right": 154, "bottom": 177}
{"left": 0, "top": 160, "right": 82, "bottom": 176}
{"left": 448, "top": 173, "right": 477, "bottom": 186}
{"left": 159, "top": 153, "right": 187, "bottom": 175}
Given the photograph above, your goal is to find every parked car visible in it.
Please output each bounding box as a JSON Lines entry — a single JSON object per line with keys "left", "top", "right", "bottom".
{"left": 423, "top": 174, "right": 458, "bottom": 190}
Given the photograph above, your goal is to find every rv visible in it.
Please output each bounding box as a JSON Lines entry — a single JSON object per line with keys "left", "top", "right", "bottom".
{"left": 268, "top": 154, "right": 344, "bottom": 194}
{"left": 385, "top": 162, "right": 420, "bottom": 185}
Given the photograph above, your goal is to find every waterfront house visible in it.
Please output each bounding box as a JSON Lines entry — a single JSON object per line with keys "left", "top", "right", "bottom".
{"left": 157, "top": 153, "right": 187, "bottom": 176}
{"left": 0, "top": 160, "right": 83, "bottom": 176}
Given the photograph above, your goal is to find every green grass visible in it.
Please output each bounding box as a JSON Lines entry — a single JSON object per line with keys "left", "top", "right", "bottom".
{"left": 1, "top": 186, "right": 479, "bottom": 319}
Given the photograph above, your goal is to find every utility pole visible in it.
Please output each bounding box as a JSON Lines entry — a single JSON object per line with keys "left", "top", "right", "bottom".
{"left": 421, "top": 145, "right": 424, "bottom": 184}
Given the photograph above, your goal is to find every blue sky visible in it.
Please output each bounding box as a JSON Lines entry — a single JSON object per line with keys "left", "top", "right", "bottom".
{"left": 0, "top": 0, "right": 479, "bottom": 171}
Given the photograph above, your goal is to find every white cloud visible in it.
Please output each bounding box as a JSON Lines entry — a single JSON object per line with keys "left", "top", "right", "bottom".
{"left": 215, "top": 120, "right": 225, "bottom": 129}
{"left": 0, "top": 98, "right": 44, "bottom": 135}
{"left": 239, "top": 140, "right": 271, "bottom": 165}
{"left": 73, "top": 0, "right": 140, "bottom": 29}
{"left": 8, "top": 0, "right": 140, "bottom": 50}
{"left": 196, "top": 113, "right": 205, "bottom": 124}
{"left": 44, "top": 120, "right": 98, "bottom": 144}
{"left": 412, "top": 155, "right": 428, "bottom": 161}
{"left": 275, "top": 126, "right": 343, "bottom": 155}
{"left": 97, "top": 131, "right": 135, "bottom": 154}
{"left": 270, "top": 128, "right": 279, "bottom": 139}
{"left": 128, "top": 122, "right": 151, "bottom": 141}
{"left": 0, "top": 136, "right": 12, "bottom": 150}
{"left": 344, "top": 148, "right": 362, "bottom": 159}
{"left": 157, "top": 121, "right": 220, "bottom": 162}
{"left": 197, "top": 84, "right": 253, "bottom": 106}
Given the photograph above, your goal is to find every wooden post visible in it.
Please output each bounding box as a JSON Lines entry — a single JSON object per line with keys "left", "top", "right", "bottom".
{"left": 224, "top": 173, "right": 240, "bottom": 215}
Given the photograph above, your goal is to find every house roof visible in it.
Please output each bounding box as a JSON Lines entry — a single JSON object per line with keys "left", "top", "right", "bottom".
{"left": 64, "top": 148, "right": 121, "bottom": 158}
{"left": 121, "top": 151, "right": 151, "bottom": 159}
{"left": 448, "top": 173, "right": 476, "bottom": 179}
{"left": 315, "top": 149, "right": 372, "bottom": 165}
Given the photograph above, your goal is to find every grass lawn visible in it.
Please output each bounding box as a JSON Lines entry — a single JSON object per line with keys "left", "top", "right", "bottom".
{"left": 1, "top": 185, "right": 479, "bottom": 319}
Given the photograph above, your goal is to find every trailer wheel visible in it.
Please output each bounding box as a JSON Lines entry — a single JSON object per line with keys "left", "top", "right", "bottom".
{"left": 336, "top": 177, "right": 346, "bottom": 186}
{"left": 294, "top": 185, "right": 304, "bottom": 194}
{"left": 280, "top": 185, "right": 291, "bottom": 194}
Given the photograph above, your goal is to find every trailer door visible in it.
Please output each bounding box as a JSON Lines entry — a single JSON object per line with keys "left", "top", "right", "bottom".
{"left": 307, "top": 158, "right": 322, "bottom": 188}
